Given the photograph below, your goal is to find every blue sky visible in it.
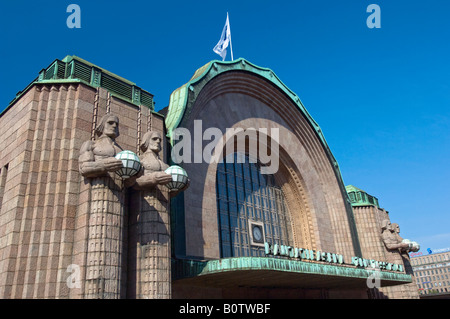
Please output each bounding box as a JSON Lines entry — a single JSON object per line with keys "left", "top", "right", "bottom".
{"left": 1, "top": 0, "right": 449, "bottom": 255}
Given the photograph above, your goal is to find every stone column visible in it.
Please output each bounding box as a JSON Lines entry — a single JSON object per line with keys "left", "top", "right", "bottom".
{"left": 84, "top": 174, "right": 125, "bottom": 298}
{"left": 380, "top": 220, "right": 420, "bottom": 299}
{"left": 78, "top": 114, "right": 127, "bottom": 299}
{"left": 129, "top": 186, "right": 171, "bottom": 298}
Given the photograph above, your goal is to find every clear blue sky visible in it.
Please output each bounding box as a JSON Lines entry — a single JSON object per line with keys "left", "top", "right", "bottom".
{"left": 1, "top": 0, "right": 449, "bottom": 254}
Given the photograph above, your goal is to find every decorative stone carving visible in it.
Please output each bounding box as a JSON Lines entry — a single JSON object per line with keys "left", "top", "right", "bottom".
{"left": 79, "top": 114, "right": 123, "bottom": 178}
{"left": 78, "top": 121, "right": 190, "bottom": 299}
{"left": 392, "top": 223, "right": 420, "bottom": 252}
{"left": 381, "top": 220, "right": 416, "bottom": 253}
{"left": 380, "top": 220, "right": 420, "bottom": 298}
{"left": 128, "top": 130, "right": 188, "bottom": 299}
{"left": 78, "top": 113, "right": 126, "bottom": 299}
{"left": 132, "top": 131, "right": 172, "bottom": 189}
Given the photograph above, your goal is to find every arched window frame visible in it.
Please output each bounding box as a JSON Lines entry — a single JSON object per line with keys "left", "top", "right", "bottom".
{"left": 216, "top": 152, "right": 293, "bottom": 258}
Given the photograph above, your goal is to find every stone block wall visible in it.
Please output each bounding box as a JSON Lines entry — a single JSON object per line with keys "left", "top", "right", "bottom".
{"left": 353, "top": 205, "right": 419, "bottom": 298}
{"left": 0, "top": 82, "right": 165, "bottom": 298}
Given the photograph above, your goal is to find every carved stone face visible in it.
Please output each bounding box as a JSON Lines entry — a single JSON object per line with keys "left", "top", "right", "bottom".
{"left": 392, "top": 223, "right": 400, "bottom": 234}
{"left": 103, "top": 116, "right": 119, "bottom": 138}
{"left": 148, "top": 132, "right": 162, "bottom": 153}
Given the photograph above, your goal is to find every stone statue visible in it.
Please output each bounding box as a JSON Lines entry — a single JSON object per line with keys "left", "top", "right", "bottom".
{"left": 127, "top": 130, "right": 189, "bottom": 194}
{"left": 381, "top": 220, "right": 410, "bottom": 253}
{"left": 391, "top": 223, "right": 404, "bottom": 243}
{"left": 132, "top": 131, "right": 172, "bottom": 189}
{"left": 380, "top": 220, "right": 419, "bottom": 298}
{"left": 128, "top": 130, "right": 177, "bottom": 299}
{"left": 78, "top": 113, "right": 126, "bottom": 299}
{"left": 79, "top": 114, "right": 123, "bottom": 177}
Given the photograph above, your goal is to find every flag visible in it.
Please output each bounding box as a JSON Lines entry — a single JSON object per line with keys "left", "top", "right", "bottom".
{"left": 213, "top": 13, "right": 233, "bottom": 61}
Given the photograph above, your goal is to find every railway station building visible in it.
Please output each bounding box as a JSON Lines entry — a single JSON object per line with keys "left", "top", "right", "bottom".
{"left": 0, "top": 56, "right": 419, "bottom": 299}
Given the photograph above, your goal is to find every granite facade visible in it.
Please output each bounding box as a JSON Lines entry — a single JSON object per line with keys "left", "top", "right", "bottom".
{"left": 0, "top": 59, "right": 418, "bottom": 299}
{"left": 0, "top": 82, "right": 166, "bottom": 298}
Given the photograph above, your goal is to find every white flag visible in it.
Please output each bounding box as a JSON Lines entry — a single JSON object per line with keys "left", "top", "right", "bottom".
{"left": 213, "top": 13, "right": 233, "bottom": 61}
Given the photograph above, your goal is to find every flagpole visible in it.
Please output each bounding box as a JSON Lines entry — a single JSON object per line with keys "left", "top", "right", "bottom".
{"left": 228, "top": 12, "right": 234, "bottom": 61}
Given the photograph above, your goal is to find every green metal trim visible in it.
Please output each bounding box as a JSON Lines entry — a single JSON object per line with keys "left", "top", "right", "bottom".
{"left": 62, "top": 55, "right": 137, "bottom": 86}
{"left": 165, "top": 58, "right": 323, "bottom": 142}
{"left": 34, "top": 79, "right": 83, "bottom": 84}
{"left": 346, "top": 185, "right": 380, "bottom": 208}
{"left": 4, "top": 55, "right": 155, "bottom": 113}
{"left": 173, "top": 257, "right": 412, "bottom": 284}
{"left": 91, "top": 67, "right": 102, "bottom": 88}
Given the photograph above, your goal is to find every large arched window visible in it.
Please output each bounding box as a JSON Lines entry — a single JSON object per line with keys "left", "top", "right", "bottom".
{"left": 216, "top": 153, "right": 293, "bottom": 257}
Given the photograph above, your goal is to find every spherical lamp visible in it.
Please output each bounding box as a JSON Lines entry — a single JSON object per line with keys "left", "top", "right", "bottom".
{"left": 411, "top": 241, "right": 420, "bottom": 252}
{"left": 164, "top": 165, "right": 188, "bottom": 191}
{"left": 402, "top": 239, "right": 411, "bottom": 245}
{"left": 115, "top": 150, "right": 141, "bottom": 179}
{"left": 402, "top": 238, "right": 413, "bottom": 251}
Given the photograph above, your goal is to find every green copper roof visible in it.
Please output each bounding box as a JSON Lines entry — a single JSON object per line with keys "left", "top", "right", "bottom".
{"left": 346, "top": 185, "right": 380, "bottom": 208}
{"left": 345, "top": 185, "right": 365, "bottom": 193}
{"left": 5, "top": 55, "right": 154, "bottom": 112}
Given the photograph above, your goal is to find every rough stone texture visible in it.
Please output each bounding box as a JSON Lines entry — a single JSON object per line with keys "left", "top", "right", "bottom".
{"left": 128, "top": 186, "right": 171, "bottom": 299}
{"left": 0, "top": 65, "right": 416, "bottom": 299}
{"left": 83, "top": 174, "right": 125, "bottom": 299}
{"left": 0, "top": 83, "right": 85, "bottom": 298}
{"left": 0, "top": 82, "right": 165, "bottom": 298}
{"left": 353, "top": 205, "right": 419, "bottom": 298}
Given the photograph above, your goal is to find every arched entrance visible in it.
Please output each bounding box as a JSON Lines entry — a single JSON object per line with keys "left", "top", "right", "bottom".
{"left": 166, "top": 59, "right": 368, "bottom": 298}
